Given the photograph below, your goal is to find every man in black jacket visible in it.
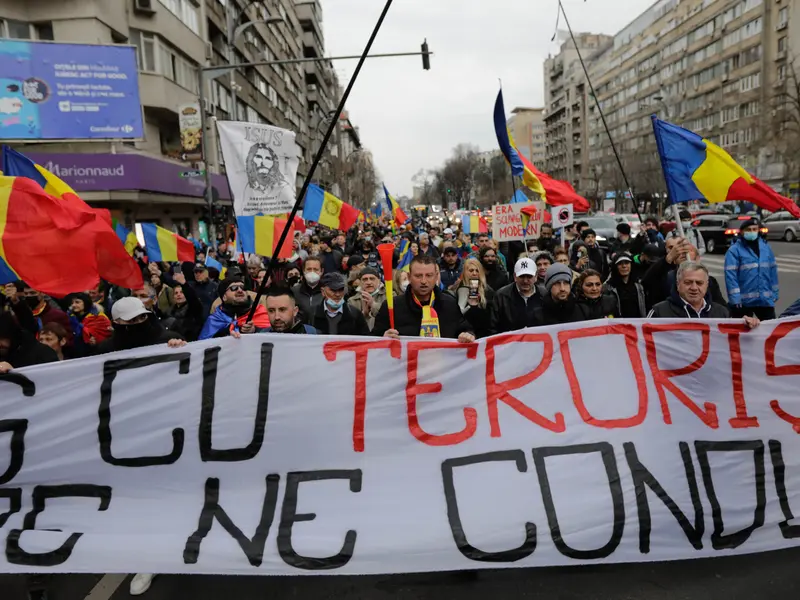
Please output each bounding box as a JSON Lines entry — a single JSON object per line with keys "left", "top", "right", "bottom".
{"left": 292, "top": 256, "right": 323, "bottom": 322}
{"left": 312, "top": 272, "right": 371, "bottom": 336}
{"left": 0, "top": 312, "right": 58, "bottom": 372}
{"left": 373, "top": 255, "right": 474, "bottom": 342}
{"left": 489, "top": 257, "right": 545, "bottom": 334}
{"left": 649, "top": 261, "right": 758, "bottom": 330}
{"left": 533, "top": 263, "right": 584, "bottom": 326}
{"left": 96, "top": 297, "right": 187, "bottom": 354}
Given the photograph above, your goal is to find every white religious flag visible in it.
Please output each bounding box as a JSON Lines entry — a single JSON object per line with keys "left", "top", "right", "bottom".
{"left": 216, "top": 121, "right": 300, "bottom": 216}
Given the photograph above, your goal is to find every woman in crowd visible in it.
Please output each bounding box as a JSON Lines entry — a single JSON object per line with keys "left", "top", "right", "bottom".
{"left": 479, "top": 246, "right": 510, "bottom": 292}
{"left": 392, "top": 269, "right": 409, "bottom": 296}
{"left": 67, "top": 292, "right": 113, "bottom": 356}
{"left": 162, "top": 275, "right": 206, "bottom": 342}
{"left": 409, "top": 241, "right": 420, "bottom": 258}
{"left": 605, "top": 252, "right": 647, "bottom": 318}
{"left": 574, "top": 269, "right": 619, "bottom": 321}
{"left": 453, "top": 258, "right": 495, "bottom": 339}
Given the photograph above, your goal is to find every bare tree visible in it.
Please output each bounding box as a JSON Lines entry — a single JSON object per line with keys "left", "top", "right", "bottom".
{"left": 766, "top": 54, "right": 800, "bottom": 199}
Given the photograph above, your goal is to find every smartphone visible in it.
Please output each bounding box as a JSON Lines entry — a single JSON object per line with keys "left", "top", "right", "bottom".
{"left": 173, "top": 265, "right": 183, "bottom": 275}
{"left": 468, "top": 279, "right": 479, "bottom": 298}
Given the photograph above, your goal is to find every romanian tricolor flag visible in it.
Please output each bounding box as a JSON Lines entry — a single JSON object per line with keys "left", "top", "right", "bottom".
{"left": 493, "top": 90, "right": 590, "bottom": 212}
{"left": 236, "top": 215, "right": 294, "bottom": 259}
{"left": 397, "top": 239, "right": 412, "bottom": 272}
{"left": 383, "top": 184, "right": 409, "bottom": 224}
{"left": 461, "top": 213, "right": 488, "bottom": 234}
{"left": 302, "top": 184, "right": 360, "bottom": 230}
{"left": 141, "top": 223, "right": 195, "bottom": 263}
{"left": 1, "top": 146, "right": 142, "bottom": 290}
{"left": 112, "top": 219, "right": 138, "bottom": 256}
{"left": 0, "top": 176, "right": 136, "bottom": 295}
{"left": 652, "top": 116, "right": 800, "bottom": 218}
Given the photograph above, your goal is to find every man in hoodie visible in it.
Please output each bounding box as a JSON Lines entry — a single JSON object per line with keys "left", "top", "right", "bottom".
{"left": 292, "top": 256, "right": 324, "bottom": 322}
{"left": 189, "top": 263, "right": 219, "bottom": 317}
{"left": 264, "top": 288, "right": 318, "bottom": 334}
{"left": 199, "top": 277, "right": 271, "bottom": 339}
{"left": 94, "top": 297, "right": 187, "bottom": 355}
{"left": 649, "top": 261, "right": 759, "bottom": 331}
{"left": 0, "top": 312, "right": 58, "bottom": 373}
{"left": 724, "top": 218, "right": 779, "bottom": 320}
{"left": 439, "top": 246, "right": 463, "bottom": 290}
{"left": 17, "top": 282, "right": 73, "bottom": 346}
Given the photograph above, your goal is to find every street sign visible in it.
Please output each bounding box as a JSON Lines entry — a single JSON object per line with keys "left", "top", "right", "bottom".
{"left": 180, "top": 170, "right": 206, "bottom": 178}
{"left": 551, "top": 204, "right": 574, "bottom": 228}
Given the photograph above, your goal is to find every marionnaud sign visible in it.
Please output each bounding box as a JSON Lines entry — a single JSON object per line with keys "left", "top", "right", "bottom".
{"left": 27, "top": 153, "right": 231, "bottom": 200}
{"left": 0, "top": 40, "right": 143, "bottom": 140}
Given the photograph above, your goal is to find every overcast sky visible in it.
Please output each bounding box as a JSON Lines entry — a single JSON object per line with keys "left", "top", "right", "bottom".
{"left": 323, "top": 0, "right": 657, "bottom": 197}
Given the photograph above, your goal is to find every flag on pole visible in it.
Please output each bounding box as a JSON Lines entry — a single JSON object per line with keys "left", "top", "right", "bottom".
{"left": 383, "top": 184, "right": 409, "bottom": 224}
{"left": 493, "top": 90, "right": 590, "bottom": 211}
{"left": 1, "top": 146, "right": 142, "bottom": 289}
{"left": 236, "top": 215, "right": 294, "bottom": 258}
{"left": 205, "top": 254, "right": 227, "bottom": 279}
{"left": 141, "top": 223, "right": 195, "bottom": 263}
{"left": 112, "top": 219, "right": 138, "bottom": 256}
{"left": 397, "top": 239, "right": 412, "bottom": 272}
{"left": 302, "top": 184, "right": 360, "bottom": 230}
{"left": 651, "top": 116, "right": 800, "bottom": 218}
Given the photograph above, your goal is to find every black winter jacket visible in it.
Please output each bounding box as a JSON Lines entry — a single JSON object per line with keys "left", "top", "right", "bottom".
{"left": 489, "top": 283, "right": 545, "bottom": 335}
{"left": 533, "top": 293, "right": 584, "bottom": 327}
{"left": 372, "top": 288, "right": 472, "bottom": 339}
{"left": 311, "top": 303, "right": 371, "bottom": 336}
{"left": 648, "top": 289, "right": 730, "bottom": 319}
{"left": 575, "top": 293, "right": 620, "bottom": 321}
{"left": 292, "top": 280, "right": 323, "bottom": 323}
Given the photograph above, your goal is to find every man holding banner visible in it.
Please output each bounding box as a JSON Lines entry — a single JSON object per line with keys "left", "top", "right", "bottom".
{"left": 373, "top": 255, "right": 474, "bottom": 342}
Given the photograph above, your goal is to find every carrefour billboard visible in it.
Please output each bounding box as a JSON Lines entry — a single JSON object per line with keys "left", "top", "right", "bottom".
{"left": 0, "top": 40, "right": 143, "bottom": 140}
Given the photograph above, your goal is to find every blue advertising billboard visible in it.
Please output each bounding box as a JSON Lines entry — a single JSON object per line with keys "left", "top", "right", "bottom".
{"left": 0, "top": 40, "right": 143, "bottom": 140}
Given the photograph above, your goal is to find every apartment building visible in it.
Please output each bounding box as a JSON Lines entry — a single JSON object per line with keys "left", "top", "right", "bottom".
{"left": 0, "top": 0, "right": 357, "bottom": 238}
{"left": 543, "top": 33, "right": 613, "bottom": 193}
{"left": 508, "top": 106, "right": 546, "bottom": 169}
{"left": 578, "top": 0, "right": 793, "bottom": 203}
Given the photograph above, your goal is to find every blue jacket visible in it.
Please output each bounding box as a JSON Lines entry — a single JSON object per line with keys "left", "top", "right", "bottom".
{"left": 781, "top": 298, "right": 800, "bottom": 318}
{"left": 724, "top": 238, "right": 779, "bottom": 307}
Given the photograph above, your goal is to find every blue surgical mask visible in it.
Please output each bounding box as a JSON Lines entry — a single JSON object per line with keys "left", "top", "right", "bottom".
{"left": 743, "top": 231, "right": 759, "bottom": 242}
{"left": 326, "top": 297, "right": 344, "bottom": 310}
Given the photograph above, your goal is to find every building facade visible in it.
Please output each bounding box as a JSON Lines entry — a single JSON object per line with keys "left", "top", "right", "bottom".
{"left": 0, "top": 0, "right": 363, "bottom": 240}
{"left": 543, "top": 33, "right": 613, "bottom": 195}
{"left": 546, "top": 0, "right": 797, "bottom": 209}
{"left": 508, "top": 106, "right": 546, "bottom": 169}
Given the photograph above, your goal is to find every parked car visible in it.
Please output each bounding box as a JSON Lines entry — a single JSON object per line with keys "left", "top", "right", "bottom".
{"left": 691, "top": 215, "right": 769, "bottom": 253}
{"left": 763, "top": 211, "right": 800, "bottom": 242}
{"left": 582, "top": 215, "right": 619, "bottom": 249}
{"left": 614, "top": 214, "right": 642, "bottom": 236}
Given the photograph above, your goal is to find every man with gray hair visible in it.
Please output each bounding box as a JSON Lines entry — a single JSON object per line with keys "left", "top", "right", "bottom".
{"left": 648, "top": 261, "right": 759, "bottom": 328}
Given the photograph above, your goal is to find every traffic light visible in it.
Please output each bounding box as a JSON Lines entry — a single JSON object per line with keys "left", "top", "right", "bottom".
{"left": 446, "top": 188, "right": 452, "bottom": 194}
{"left": 421, "top": 39, "right": 431, "bottom": 71}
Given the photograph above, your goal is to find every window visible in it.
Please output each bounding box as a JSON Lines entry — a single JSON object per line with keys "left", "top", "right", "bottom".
{"left": 740, "top": 100, "right": 760, "bottom": 117}
{"left": 779, "top": 64, "right": 787, "bottom": 80}
{"left": 158, "top": 0, "right": 200, "bottom": 34}
{"left": 130, "top": 30, "right": 198, "bottom": 93}
{"left": 6, "top": 19, "right": 31, "bottom": 39}
{"left": 779, "top": 37, "right": 787, "bottom": 52}
{"left": 721, "top": 106, "right": 739, "bottom": 124}
{"left": 779, "top": 7, "right": 788, "bottom": 26}
{"left": 33, "top": 22, "right": 54, "bottom": 41}
{"left": 132, "top": 30, "right": 158, "bottom": 72}
{"left": 740, "top": 72, "right": 761, "bottom": 91}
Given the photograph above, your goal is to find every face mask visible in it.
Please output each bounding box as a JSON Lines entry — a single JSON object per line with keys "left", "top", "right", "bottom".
{"left": 287, "top": 276, "right": 301, "bottom": 287}
{"left": 24, "top": 296, "right": 41, "bottom": 309}
{"left": 400, "top": 282, "right": 409, "bottom": 292}
{"left": 326, "top": 297, "right": 344, "bottom": 310}
{"left": 305, "top": 272, "right": 321, "bottom": 285}
{"left": 681, "top": 221, "right": 691, "bottom": 229}
{"left": 743, "top": 231, "right": 759, "bottom": 242}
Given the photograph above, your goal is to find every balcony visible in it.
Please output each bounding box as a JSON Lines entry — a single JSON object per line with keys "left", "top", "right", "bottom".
{"left": 138, "top": 73, "right": 200, "bottom": 119}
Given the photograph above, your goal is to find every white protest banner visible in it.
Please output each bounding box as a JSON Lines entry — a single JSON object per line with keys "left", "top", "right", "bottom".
{"left": 216, "top": 121, "right": 299, "bottom": 217}
{"left": 551, "top": 203, "right": 574, "bottom": 228}
{"left": 492, "top": 201, "right": 545, "bottom": 241}
{"left": 2, "top": 319, "right": 800, "bottom": 575}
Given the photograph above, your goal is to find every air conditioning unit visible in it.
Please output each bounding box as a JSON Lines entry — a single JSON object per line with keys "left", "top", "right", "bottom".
{"left": 777, "top": 22, "right": 788, "bottom": 31}
{"left": 133, "top": 0, "right": 156, "bottom": 14}
{"left": 205, "top": 42, "right": 214, "bottom": 61}
{"left": 203, "top": 98, "right": 213, "bottom": 113}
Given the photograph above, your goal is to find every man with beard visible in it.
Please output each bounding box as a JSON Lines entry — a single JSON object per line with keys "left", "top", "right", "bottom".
{"left": 0, "top": 312, "right": 58, "bottom": 373}
{"left": 264, "top": 288, "right": 318, "bottom": 333}
{"left": 533, "top": 263, "right": 584, "bottom": 326}
{"left": 199, "top": 277, "right": 271, "bottom": 339}
{"left": 242, "top": 143, "right": 291, "bottom": 214}
{"left": 17, "top": 282, "right": 73, "bottom": 346}
{"left": 94, "top": 297, "right": 186, "bottom": 354}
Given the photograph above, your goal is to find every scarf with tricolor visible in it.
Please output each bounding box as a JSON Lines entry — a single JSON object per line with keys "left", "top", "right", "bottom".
{"left": 412, "top": 289, "right": 440, "bottom": 338}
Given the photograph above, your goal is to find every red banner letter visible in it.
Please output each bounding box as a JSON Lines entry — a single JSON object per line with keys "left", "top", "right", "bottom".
{"left": 642, "top": 323, "right": 718, "bottom": 428}
{"left": 718, "top": 323, "right": 759, "bottom": 429}
{"left": 407, "top": 341, "right": 478, "bottom": 446}
{"left": 764, "top": 321, "right": 800, "bottom": 429}
{"left": 485, "top": 333, "right": 563, "bottom": 437}
{"left": 324, "top": 340, "right": 402, "bottom": 452}
{"left": 559, "top": 324, "right": 648, "bottom": 428}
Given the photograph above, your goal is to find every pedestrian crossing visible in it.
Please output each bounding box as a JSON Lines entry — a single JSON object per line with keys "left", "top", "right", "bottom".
{"left": 701, "top": 254, "right": 800, "bottom": 277}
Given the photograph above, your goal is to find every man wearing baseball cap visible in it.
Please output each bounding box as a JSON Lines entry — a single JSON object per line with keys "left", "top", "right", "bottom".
{"left": 311, "top": 272, "right": 371, "bottom": 335}
{"left": 489, "top": 257, "right": 546, "bottom": 335}
{"left": 533, "top": 263, "right": 583, "bottom": 326}
{"left": 95, "top": 296, "right": 186, "bottom": 354}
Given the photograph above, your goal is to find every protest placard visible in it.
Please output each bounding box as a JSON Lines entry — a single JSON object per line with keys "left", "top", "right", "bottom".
{"left": 492, "top": 202, "right": 545, "bottom": 241}
{"left": 1, "top": 319, "right": 799, "bottom": 575}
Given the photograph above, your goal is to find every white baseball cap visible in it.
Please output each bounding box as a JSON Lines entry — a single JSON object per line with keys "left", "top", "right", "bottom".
{"left": 514, "top": 257, "right": 537, "bottom": 277}
{"left": 444, "top": 228, "right": 454, "bottom": 235}
{"left": 111, "top": 297, "right": 151, "bottom": 322}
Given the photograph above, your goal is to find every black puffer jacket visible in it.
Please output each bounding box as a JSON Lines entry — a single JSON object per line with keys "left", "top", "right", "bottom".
{"left": 0, "top": 314, "right": 58, "bottom": 368}
{"left": 575, "top": 293, "right": 620, "bottom": 321}
{"left": 489, "top": 283, "right": 545, "bottom": 335}
{"left": 648, "top": 289, "right": 730, "bottom": 319}
{"left": 292, "top": 280, "right": 323, "bottom": 323}
{"left": 533, "top": 293, "right": 584, "bottom": 326}
{"left": 372, "top": 288, "right": 472, "bottom": 339}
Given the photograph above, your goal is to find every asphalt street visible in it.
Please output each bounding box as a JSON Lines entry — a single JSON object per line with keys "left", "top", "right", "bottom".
{"left": 698, "top": 240, "right": 800, "bottom": 315}
{"left": 3, "top": 546, "right": 800, "bottom": 600}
